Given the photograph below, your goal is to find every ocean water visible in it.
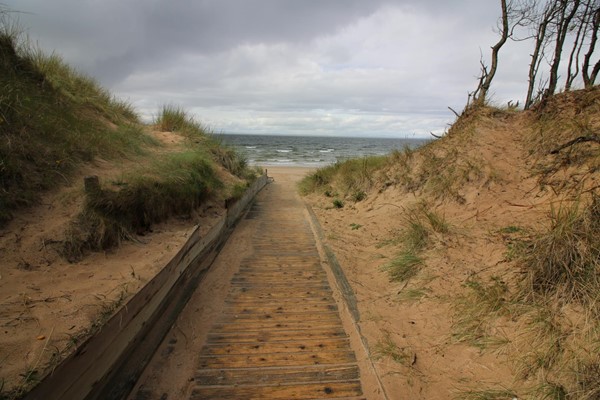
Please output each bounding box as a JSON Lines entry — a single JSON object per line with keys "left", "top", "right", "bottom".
{"left": 216, "top": 134, "right": 429, "bottom": 167}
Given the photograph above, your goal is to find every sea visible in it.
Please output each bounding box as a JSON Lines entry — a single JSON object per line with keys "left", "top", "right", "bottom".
{"left": 216, "top": 134, "right": 429, "bottom": 167}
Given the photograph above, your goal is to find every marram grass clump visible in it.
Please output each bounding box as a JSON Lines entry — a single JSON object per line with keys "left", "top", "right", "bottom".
{"left": 298, "top": 155, "right": 388, "bottom": 197}
{"left": 0, "top": 26, "right": 147, "bottom": 226}
{"left": 62, "top": 152, "right": 220, "bottom": 261}
{"left": 155, "top": 104, "right": 193, "bottom": 133}
{"left": 519, "top": 194, "right": 600, "bottom": 309}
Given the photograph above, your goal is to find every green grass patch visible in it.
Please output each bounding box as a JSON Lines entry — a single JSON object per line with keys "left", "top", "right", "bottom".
{"left": 298, "top": 155, "right": 388, "bottom": 196}
{"left": 155, "top": 104, "right": 191, "bottom": 132}
{"left": 332, "top": 199, "right": 344, "bottom": 209}
{"left": 0, "top": 27, "right": 149, "bottom": 226}
{"left": 382, "top": 250, "right": 423, "bottom": 282}
{"left": 62, "top": 151, "right": 220, "bottom": 260}
{"left": 155, "top": 106, "right": 254, "bottom": 180}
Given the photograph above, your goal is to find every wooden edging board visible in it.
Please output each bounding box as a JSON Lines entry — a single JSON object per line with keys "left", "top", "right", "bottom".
{"left": 24, "top": 174, "right": 269, "bottom": 400}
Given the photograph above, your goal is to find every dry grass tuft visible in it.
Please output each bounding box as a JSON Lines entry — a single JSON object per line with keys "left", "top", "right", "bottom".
{"left": 519, "top": 194, "right": 600, "bottom": 310}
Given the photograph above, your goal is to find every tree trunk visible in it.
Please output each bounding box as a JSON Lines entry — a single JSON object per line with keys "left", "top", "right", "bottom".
{"left": 476, "top": 0, "right": 509, "bottom": 105}
{"left": 525, "top": 2, "right": 557, "bottom": 109}
{"left": 565, "top": 0, "right": 592, "bottom": 90}
{"left": 583, "top": 6, "right": 600, "bottom": 86}
{"left": 546, "top": 0, "right": 581, "bottom": 98}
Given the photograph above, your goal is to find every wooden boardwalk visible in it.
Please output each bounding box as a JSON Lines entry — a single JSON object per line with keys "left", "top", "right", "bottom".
{"left": 190, "top": 181, "right": 364, "bottom": 399}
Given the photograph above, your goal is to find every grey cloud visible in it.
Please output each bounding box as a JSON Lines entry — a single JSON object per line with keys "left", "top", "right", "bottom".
{"left": 3, "top": 0, "right": 535, "bottom": 137}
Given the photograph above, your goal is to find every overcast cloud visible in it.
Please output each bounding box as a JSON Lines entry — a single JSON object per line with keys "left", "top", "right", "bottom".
{"left": 5, "top": 1, "right": 544, "bottom": 137}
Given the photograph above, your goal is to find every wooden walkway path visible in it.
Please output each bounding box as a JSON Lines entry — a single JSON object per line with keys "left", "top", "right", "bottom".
{"left": 190, "top": 181, "right": 364, "bottom": 399}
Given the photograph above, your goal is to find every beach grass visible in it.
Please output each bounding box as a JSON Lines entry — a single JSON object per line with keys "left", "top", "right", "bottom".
{"left": 0, "top": 23, "right": 256, "bottom": 259}
{"left": 0, "top": 26, "right": 150, "bottom": 225}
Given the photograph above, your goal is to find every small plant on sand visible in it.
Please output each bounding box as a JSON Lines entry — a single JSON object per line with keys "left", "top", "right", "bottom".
{"left": 454, "top": 388, "right": 518, "bottom": 400}
{"left": 351, "top": 190, "right": 367, "bottom": 202}
{"left": 453, "top": 275, "right": 512, "bottom": 349}
{"left": 404, "top": 217, "right": 429, "bottom": 251}
{"left": 518, "top": 195, "right": 600, "bottom": 309}
{"left": 382, "top": 251, "right": 423, "bottom": 282}
{"left": 332, "top": 199, "right": 344, "bottom": 209}
{"left": 373, "top": 331, "right": 414, "bottom": 366}
{"left": 397, "top": 286, "right": 431, "bottom": 302}
{"left": 381, "top": 205, "right": 444, "bottom": 283}
{"left": 422, "top": 207, "right": 450, "bottom": 234}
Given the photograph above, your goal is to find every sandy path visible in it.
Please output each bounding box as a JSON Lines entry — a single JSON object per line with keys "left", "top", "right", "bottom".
{"left": 128, "top": 167, "right": 384, "bottom": 399}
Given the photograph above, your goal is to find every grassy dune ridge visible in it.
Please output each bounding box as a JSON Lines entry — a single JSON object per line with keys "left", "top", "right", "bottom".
{"left": 0, "top": 20, "right": 262, "bottom": 399}
{"left": 301, "top": 89, "right": 600, "bottom": 398}
{"left": 0, "top": 26, "right": 257, "bottom": 259}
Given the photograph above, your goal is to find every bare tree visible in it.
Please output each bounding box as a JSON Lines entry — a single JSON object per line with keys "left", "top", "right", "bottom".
{"left": 471, "top": 0, "right": 535, "bottom": 107}
{"left": 582, "top": 2, "right": 600, "bottom": 86}
{"left": 470, "top": 0, "right": 509, "bottom": 106}
{"left": 544, "top": 0, "right": 582, "bottom": 100}
{"left": 565, "top": 0, "right": 594, "bottom": 90}
{"left": 525, "top": 1, "right": 560, "bottom": 108}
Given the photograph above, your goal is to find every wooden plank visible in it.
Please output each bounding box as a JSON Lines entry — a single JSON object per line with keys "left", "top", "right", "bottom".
{"left": 222, "top": 302, "right": 338, "bottom": 314}
{"left": 195, "top": 365, "right": 359, "bottom": 385}
{"left": 220, "top": 310, "right": 339, "bottom": 320}
{"left": 211, "top": 319, "right": 342, "bottom": 332}
{"left": 205, "top": 328, "right": 349, "bottom": 344}
{"left": 225, "top": 294, "right": 336, "bottom": 303}
{"left": 198, "top": 350, "right": 357, "bottom": 369}
{"left": 217, "top": 311, "right": 340, "bottom": 323}
{"left": 201, "top": 338, "right": 351, "bottom": 355}
{"left": 229, "top": 289, "right": 333, "bottom": 300}
{"left": 190, "top": 381, "right": 362, "bottom": 399}
{"left": 232, "top": 272, "right": 327, "bottom": 280}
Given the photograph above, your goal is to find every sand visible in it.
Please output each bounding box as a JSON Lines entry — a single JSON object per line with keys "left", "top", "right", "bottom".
{"left": 0, "top": 145, "right": 564, "bottom": 399}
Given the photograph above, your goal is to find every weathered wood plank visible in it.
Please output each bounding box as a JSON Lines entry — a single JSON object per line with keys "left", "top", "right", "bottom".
{"left": 194, "top": 365, "right": 359, "bottom": 385}
{"left": 205, "top": 328, "right": 349, "bottom": 344}
{"left": 201, "top": 338, "right": 351, "bottom": 355}
{"left": 198, "top": 350, "right": 356, "bottom": 368}
{"left": 217, "top": 310, "right": 340, "bottom": 322}
{"left": 190, "top": 381, "right": 362, "bottom": 400}
{"left": 222, "top": 302, "right": 338, "bottom": 315}
{"left": 211, "top": 319, "right": 342, "bottom": 332}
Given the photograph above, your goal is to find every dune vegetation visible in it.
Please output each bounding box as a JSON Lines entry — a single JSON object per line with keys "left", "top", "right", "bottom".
{"left": 301, "top": 9, "right": 599, "bottom": 396}
{"left": 0, "top": 24, "right": 258, "bottom": 260}
{"left": 301, "top": 88, "right": 600, "bottom": 398}
{"left": 0, "top": 19, "right": 259, "bottom": 399}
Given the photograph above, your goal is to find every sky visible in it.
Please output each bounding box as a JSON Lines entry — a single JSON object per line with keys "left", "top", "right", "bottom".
{"left": 2, "top": 1, "right": 551, "bottom": 137}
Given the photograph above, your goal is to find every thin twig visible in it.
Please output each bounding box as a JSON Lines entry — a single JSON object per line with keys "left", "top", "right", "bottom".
{"left": 448, "top": 106, "right": 461, "bottom": 118}
{"left": 550, "top": 135, "right": 600, "bottom": 154}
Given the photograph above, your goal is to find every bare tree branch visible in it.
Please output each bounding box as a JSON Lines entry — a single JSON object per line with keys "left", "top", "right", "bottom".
{"left": 550, "top": 135, "right": 600, "bottom": 154}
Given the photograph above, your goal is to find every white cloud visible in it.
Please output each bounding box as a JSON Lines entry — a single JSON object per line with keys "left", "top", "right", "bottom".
{"left": 5, "top": 0, "right": 551, "bottom": 137}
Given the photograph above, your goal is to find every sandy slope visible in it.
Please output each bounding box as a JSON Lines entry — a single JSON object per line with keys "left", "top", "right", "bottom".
{"left": 0, "top": 131, "right": 227, "bottom": 395}
{"left": 302, "top": 107, "right": 598, "bottom": 398}
{"left": 1, "top": 90, "right": 597, "bottom": 398}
